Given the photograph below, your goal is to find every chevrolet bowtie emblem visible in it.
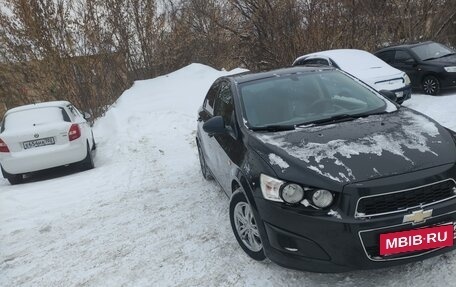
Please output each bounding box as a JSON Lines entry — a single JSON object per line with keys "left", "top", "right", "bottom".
{"left": 403, "top": 209, "right": 433, "bottom": 225}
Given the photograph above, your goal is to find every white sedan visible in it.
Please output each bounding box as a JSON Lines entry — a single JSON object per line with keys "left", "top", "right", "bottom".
{"left": 293, "top": 49, "right": 413, "bottom": 104}
{"left": 0, "top": 101, "right": 96, "bottom": 184}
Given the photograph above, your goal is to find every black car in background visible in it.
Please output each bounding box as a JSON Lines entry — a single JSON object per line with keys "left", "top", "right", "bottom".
{"left": 375, "top": 41, "right": 456, "bottom": 95}
{"left": 196, "top": 66, "right": 456, "bottom": 272}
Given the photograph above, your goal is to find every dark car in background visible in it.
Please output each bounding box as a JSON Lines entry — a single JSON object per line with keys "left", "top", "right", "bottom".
{"left": 375, "top": 41, "right": 456, "bottom": 95}
{"left": 196, "top": 66, "right": 456, "bottom": 272}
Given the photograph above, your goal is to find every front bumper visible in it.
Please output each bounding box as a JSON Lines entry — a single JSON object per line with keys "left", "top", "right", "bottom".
{"left": 253, "top": 164, "right": 456, "bottom": 272}
{"left": 256, "top": 199, "right": 456, "bottom": 272}
{"left": 439, "top": 72, "right": 456, "bottom": 89}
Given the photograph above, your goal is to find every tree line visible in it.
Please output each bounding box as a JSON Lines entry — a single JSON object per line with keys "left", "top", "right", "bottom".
{"left": 0, "top": 0, "right": 455, "bottom": 118}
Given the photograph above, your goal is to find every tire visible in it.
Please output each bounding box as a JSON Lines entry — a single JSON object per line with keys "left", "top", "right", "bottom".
{"left": 422, "top": 75, "right": 440, "bottom": 95}
{"left": 81, "top": 143, "right": 95, "bottom": 170}
{"left": 229, "top": 190, "right": 266, "bottom": 261}
{"left": 197, "top": 141, "right": 212, "bottom": 180}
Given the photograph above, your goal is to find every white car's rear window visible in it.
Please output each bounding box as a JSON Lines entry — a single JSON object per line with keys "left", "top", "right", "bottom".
{"left": 4, "top": 107, "right": 67, "bottom": 130}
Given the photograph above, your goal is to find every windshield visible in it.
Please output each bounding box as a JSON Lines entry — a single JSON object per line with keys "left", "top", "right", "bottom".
{"left": 4, "top": 107, "right": 67, "bottom": 131}
{"left": 238, "top": 70, "right": 397, "bottom": 128}
{"left": 411, "top": 42, "right": 454, "bottom": 61}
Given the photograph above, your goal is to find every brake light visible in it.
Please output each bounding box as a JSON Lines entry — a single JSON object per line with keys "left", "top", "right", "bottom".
{"left": 0, "top": 138, "right": 9, "bottom": 152}
{"left": 68, "top": 124, "right": 81, "bottom": 141}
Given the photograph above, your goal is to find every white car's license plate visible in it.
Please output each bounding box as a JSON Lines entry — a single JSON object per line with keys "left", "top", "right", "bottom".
{"left": 23, "top": 137, "right": 55, "bottom": 149}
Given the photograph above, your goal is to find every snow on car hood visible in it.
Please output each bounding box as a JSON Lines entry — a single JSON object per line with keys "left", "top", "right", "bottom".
{"left": 252, "top": 109, "right": 456, "bottom": 185}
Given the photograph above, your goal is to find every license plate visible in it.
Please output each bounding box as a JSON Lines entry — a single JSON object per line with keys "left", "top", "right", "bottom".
{"left": 380, "top": 224, "right": 454, "bottom": 256}
{"left": 23, "top": 137, "right": 56, "bottom": 149}
{"left": 395, "top": 91, "right": 404, "bottom": 98}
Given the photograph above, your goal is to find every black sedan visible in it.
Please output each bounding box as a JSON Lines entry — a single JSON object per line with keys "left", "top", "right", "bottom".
{"left": 196, "top": 66, "right": 456, "bottom": 272}
{"left": 375, "top": 41, "right": 456, "bottom": 95}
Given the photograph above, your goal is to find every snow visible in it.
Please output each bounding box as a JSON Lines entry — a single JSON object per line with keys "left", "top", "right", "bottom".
{"left": 1, "top": 63, "right": 456, "bottom": 286}
{"left": 258, "top": 110, "right": 441, "bottom": 183}
{"left": 294, "top": 49, "right": 405, "bottom": 85}
{"left": 328, "top": 209, "right": 342, "bottom": 220}
{"left": 268, "top": 153, "right": 289, "bottom": 172}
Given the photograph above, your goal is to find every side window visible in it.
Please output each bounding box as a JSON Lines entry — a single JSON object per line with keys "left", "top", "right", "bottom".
{"left": 213, "top": 81, "right": 234, "bottom": 125}
{"left": 203, "top": 82, "right": 220, "bottom": 114}
{"left": 395, "top": 50, "right": 413, "bottom": 63}
{"left": 67, "top": 105, "right": 78, "bottom": 118}
{"left": 60, "top": 108, "right": 71, "bottom": 122}
{"left": 376, "top": 51, "right": 395, "bottom": 64}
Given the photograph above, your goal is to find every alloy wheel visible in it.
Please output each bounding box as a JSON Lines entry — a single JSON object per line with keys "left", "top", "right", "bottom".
{"left": 233, "top": 202, "right": 263, "bottom": 252}
{"left": 422, "top": 76, "right": 440, "bottom": 95}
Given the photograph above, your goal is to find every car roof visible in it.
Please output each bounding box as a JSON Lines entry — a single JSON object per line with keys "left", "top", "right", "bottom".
{"left": 293, "top": 49, "right": 376, "bottom": 64}
{"left": 5, "top": 101, "right": 72, "bottom": 116}
{"left": 377, "top": 41, "right": 435, "bottom": 52}
{"left": 226, "top": 66, "right": 335, "bottom": 84}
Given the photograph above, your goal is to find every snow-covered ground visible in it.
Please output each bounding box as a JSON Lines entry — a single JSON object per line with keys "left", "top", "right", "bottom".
{"left": 1, "top": 64, "right": 456, "bottom": 287}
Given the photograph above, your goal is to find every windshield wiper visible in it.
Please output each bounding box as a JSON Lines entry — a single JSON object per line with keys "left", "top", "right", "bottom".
{"left": 250, "top": 124, "right": 295, "bottom": 132}
{"left": 299, "top": 114, "right": 357, "bottom": 126}
{"left": 440, "top": 52, "right": 456, "bottom": 58}
{"left": 424, "top": 53, "right": 456, "bottom": 61}
{"left": 297, "top": 111, "right": 389, "bottom": 127}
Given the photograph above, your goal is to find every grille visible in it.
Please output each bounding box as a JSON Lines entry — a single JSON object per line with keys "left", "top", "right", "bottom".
{"left": 356, "top": 179, "right": 456, "bottom": 217}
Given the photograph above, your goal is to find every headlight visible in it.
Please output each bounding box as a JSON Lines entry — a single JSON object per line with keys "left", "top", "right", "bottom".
{"left": 444, "top": 66, "right": 456, "bottom": 73}
{"left": 280, "top": 183, "right": 304, "bottom": 204}
{"left": 260, "top": 174, "right": 284, "bottom": 202}
{"left": 311, "top": 189, "right": 334, "bottom": 208}
{"left": 260, "top": 174, "right": 334, "bottom": 209}
{"left": 403, "top": 74, "right": 411, "bottom": 85}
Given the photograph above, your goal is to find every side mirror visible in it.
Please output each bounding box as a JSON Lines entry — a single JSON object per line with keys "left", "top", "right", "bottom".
{"left": 379, "top": 90, "right": 398, "bottom": 103}
{"left": 203, "top": 116, "right": 226, "bottom": 136}
{"left": 83, "top": 112, "right": 92, "bottom": 120}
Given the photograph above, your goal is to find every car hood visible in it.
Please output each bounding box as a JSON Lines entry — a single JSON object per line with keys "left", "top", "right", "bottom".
{"left": 249, "top": 108, "right": 456, "bottom": 188}
{"left": 424, "top": 54, "right": 456, "bottom": 65}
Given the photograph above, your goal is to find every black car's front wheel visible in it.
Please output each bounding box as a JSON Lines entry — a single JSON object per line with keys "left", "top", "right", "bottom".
{"left": 197, "top": 141, "right": 212, "bottom": 180}
{"left": 422, "top": 75, "right": 440, "bottom": 95}
{"left": 230, "top": 190, "right": 266, "bottom": 261}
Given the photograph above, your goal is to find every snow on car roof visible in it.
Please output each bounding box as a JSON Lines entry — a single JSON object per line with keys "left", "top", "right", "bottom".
{"left": 294, "top": 49, "right": 402, "bottom": 80}
{"left": 5, "top": 101, "right": 71, "bottom": 115}
{"left": 296, "top": 49, "right": 388, "bottom": 69}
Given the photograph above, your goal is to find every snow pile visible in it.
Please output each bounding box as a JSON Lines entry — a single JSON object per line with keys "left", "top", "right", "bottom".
{"left": 1, "top": 64, "right": 456, "bottom": 287}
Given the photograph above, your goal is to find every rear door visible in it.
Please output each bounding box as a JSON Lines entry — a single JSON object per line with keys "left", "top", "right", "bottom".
{"left": 1, "top": 107, "right": 72, "bottom": 154}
